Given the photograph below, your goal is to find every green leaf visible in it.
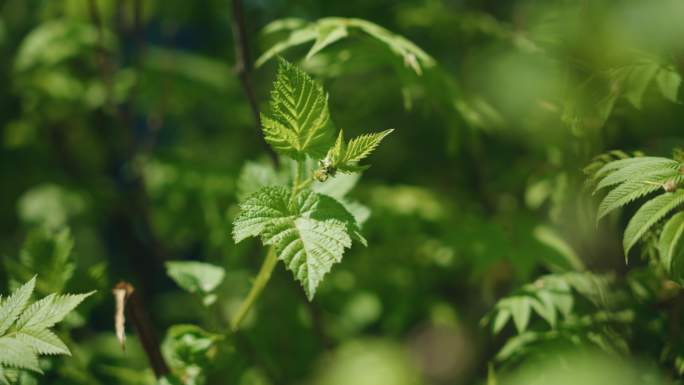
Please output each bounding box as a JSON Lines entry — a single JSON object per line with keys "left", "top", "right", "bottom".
{"left": 659, "top": 212, "right": 684, "bottom": 277}
{"left": 594, "top": 157, "right": 679, "bottom": 192}
{"left": 261, "top": 58, "right": 335, "bottom": 159}
{"left": 306, "top": 23, "right": 348, "bottom": 60}
{"left": 255, "top": 21, "right": 317, "bottom": 67}
{"left": 233, "top": 186, "right": 363, "bottom": 300}
{"left": 656, "top": 67, "right": 681, "bottom": 103}
{"left": 165, "top": 261, "right": 225, "bottom": 294}
{"left": 5, "top": 228, "right": 76, "bottom": 295}
{"left": 597, "top": 171, "right": 682, "bottom": 221}
{"left": 529, "top": 294, "right": 556, "bottom": 328}
{"left": 616, "top": 61, "right": 659, "bottom": 109}
{"left": 0, "top": 337, "right": 40, "bottom": 373}
{"left": 256, "top": 17, "right": 435, "bottom": 75}
{"left": 509, "top": 297, "right": 532, "bottom": 334}
{"left": 624, "top": 190, "right": 684, "bottom": 256}
{"left": 162, "top": 324, "right": 222, "bottom": 370}
{"left": 336, "top": 129, "right": 394, "bottom": 172}
{"left": 236, "top": 160, "right": 287, "bottom": 201}
{"left": 15, "top": 329, "right": 69, "bottom": 356}
{"left": 0, "top": 277, "right": 36, "bottom": 335}
{"left": 593, "top": 156, "right": 655, "bottom": 180}
{"left": 15, "top": 292, "right": 94, "bottom": 331}
{"left": 492, "top": 309, "right": 510, "bottom": 335}
{"left": 233, "top": 186, "right": 292, "bottom": 243}
{"left": 322, "top": 129, "right": 393, "bottom": 176}
{"left": 263, "top": 217, "right": 351, "bottom": 300}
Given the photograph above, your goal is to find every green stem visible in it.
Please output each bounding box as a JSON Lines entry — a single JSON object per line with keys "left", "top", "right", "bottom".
{"left": 230, "top": 247, "right": 278, "bottom": 332}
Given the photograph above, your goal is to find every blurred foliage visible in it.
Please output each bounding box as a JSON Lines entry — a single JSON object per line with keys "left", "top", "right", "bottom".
{"left": 1, "top": 0, "right": 684, "bottom": 384}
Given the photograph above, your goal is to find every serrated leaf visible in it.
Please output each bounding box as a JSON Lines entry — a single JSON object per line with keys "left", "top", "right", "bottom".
{"left": 232, "top": 186, "right": 291, "bottom": 243}
{"left": 659, "top": 212, "right": 684, "bottom": 277}
{"left": 261, "top": 58, "right": 335, "bottom": 159}
{"left": 597, "top": 171, "right": 682, "bottom": 221}
{"left": 15, "top": 329, "right": 69, "bottom": 356}
{"left": 298, "top": 190, "right": 366, "bottom": 245}
{"left": 594, "top": 157, "right": 678, "bottom": 192}
{"left": 262, "top": 217, "right": 351, "bottom": 300}
{"left": 594, "top": 156, "right": 658, "bottom": 180}
{"left": 0, "top": 337, "right": 40, "bottom": 372}
{"left": 15, "top": 292, "right": 94, "bottom": 331}
{"left": 0, "top": 277, "right": 36, "bottom": 335}
{"left": 166, "top": 261, "right": 225, "bottom": 294}
{"left": 336, "top": 129, "right": 394, "bottom": 171}
{"left": 624, "top": 190, "right": 684, "bottom": 257}
{"left": 233, "top": 187, "right": 364, "bottom": 299}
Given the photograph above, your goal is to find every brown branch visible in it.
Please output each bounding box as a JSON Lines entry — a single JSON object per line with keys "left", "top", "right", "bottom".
{"left": 113, "top": 282, "right": 170, "bottom": 379}
{"left": 230, "top": 0, "right": 279, "bottom": 167}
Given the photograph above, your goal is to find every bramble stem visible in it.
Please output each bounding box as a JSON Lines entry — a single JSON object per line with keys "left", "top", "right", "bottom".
{"left": 230, "top": 247, "right": 278, "bottom": 332}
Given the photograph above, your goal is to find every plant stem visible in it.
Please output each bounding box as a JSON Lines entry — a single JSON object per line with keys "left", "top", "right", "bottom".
{"left": 231, "top": 247, "right": 279, "bottom": 332}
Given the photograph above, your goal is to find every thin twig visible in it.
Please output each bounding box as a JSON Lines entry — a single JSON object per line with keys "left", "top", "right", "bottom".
{"left": 230, "top": 0, "right": 279, "bottom": 167}
{"left": 113, "top": 282, "right": 170, "bottom": 379}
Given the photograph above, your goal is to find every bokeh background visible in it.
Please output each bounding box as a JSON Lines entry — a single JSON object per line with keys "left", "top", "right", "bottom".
{"left": 1, "top": 0, "right": 683, "bottom": 384}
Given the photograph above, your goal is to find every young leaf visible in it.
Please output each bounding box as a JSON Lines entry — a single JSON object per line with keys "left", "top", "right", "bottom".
{"left": 261, "top": 58, "right": 335, "bottom": 159}
{"left": 624, "top": 190, "right": 684, "bottom": 256}
{"left": 335, "top": 129, "right": 394, "bottom": 172}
